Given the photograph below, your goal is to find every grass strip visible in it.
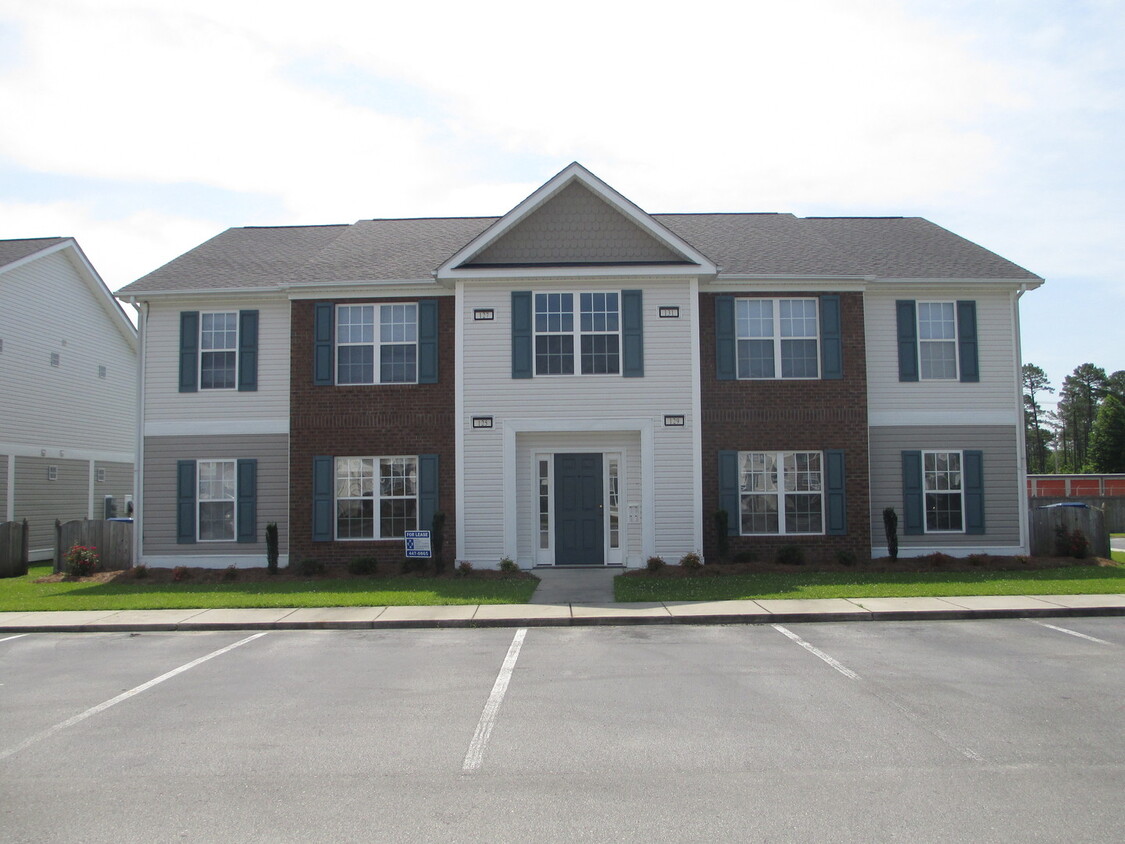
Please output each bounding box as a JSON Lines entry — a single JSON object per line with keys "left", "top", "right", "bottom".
{"left": 614, "top": 563, "right": 1125, "bottom": 603}
{"left": 0, "top": 566, "right": 538, "bottom": 612}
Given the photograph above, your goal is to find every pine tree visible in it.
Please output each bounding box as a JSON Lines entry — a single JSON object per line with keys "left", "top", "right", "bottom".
{"left": 1057, "top": 364, "right": 1107, "bottom": 471}
{"left": 1022, "top": 363, "right": 1053, "bottom": 473}
{"left": 1086, "top": 394, "right": 1125, "bottom": 473}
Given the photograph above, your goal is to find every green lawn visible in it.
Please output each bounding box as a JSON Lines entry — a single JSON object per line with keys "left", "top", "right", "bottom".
{"left": 614, "top": 563, "right": 1125, "bottom": 603}
{"left": 0, "top": 566, "right": 539, "bottom": 612}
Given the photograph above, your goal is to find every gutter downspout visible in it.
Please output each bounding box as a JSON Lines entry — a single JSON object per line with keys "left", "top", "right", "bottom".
{"left": 132, "top": 299, "right": 148, "bottom": 566}
{"left": 1013, "top": 286, "right": 1032, "bottom": 554}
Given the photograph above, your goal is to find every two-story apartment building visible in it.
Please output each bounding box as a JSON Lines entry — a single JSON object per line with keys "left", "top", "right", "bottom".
{"left": 117, "top": 164, "right": 1041, "bottom": 569}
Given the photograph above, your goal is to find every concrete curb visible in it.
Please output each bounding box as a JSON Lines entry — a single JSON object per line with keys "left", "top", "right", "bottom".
{"left": 1, "top": 597, "right": 1123, "bottom": 633}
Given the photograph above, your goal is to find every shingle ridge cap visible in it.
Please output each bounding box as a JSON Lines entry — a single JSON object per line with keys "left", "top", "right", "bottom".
{"left": 356, "top": 215, "right": 500, "bottom": 222}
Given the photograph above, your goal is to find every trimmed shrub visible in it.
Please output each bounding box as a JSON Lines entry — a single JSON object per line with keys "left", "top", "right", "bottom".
{"left": 967, "top": 553, "right": 989, "bottom": 567}
{"left": 402, "top": 557, "right": 428, "bottom": 574}
{"left": 171, "top": 566, "right": 191, "bottom": 582}
{"left": 883, "top": 507, "right": 899, "bottom": 561}
{"left": 714, "top": 510, "right": 730, "bottom": 560}
{"left": 775, "top": 545, "right": 805, "bottom": 566}
{"left": 296, "top": 558, "right": 325, "bottom": 576}
{"left": 348, "top": 555, "right": 378, "bottom": 576}
{"left": 266, "top": 522, "right": 279, "bottom": 575}
{"left": 132, "top": 564, "right": 149, "bottom": 579}
{"left": 456, "top": 560, "right": 474, "bottom": 576}
{"left": 732, "top": 549, "right": 757, "bottom": 564}
{"left": 679, "top": 551, "right": 703, "bottom": 570}
{"left": 222, "top": 564, "right": 239, "bottom": 581}
{"left": 1070, "top": 529, "right": 1089, "bottom": 559}
{"left": 431, "top": 511, "right": 446, "bottom": 575}
{"left": 63, "top": 544, "right": 99, "bottom": 577}
{"left": 498, "top": 556, "right": 520, "bottom": 574}
{"left": 836, "top": 549, "right": 858, "bottom": 567}
{"left": 646, "top": 555, "right": 666, "bottom": 573}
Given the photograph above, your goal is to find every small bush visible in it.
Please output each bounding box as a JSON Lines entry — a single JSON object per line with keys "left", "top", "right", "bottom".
{"left": 266, "top": 522, "right": 279, "bottom": 575}
{"left": 222, "top": 564, "right": 239, "bottom": 581}
{"left": 967, "top": 553, "right": 989, "bottom": 567}
{"left": 171, "top": 566, "right": 191, "bottom": 582}
{"left": 456, "top": 560, "right": 474, "bottom": 576}
{"left": 646, "top": 555, "right": 666, "bottom": 573}
{"left": 63, "top": 544, "right": 100, "bottom": 577}
{"left": 679, "top": 551, "right": 703, "bottom": 570}
{"left": 498, "top": 556, "right": 520, "bottom": 574}
{"left": 1070, "top": 529, "right": 1089, "bottom": 559}
{"left": 836, "top": 549, "right": 858, "bottom": 567}
{"left": 402, "top": 557, "right": 428, "bottom": 574}
{"left": 883, "top": 507, "right": 899, "bottom": 561}
{"left": 1015, "top": 555, "right": 1030, "bottom": 565}
{"left": 925, "top": 552, "right": 955, "bottom": 566}
{"left": 732, "top": 549, "right": 757, "bottom": 564}
{"left": 132, "top": 564, "right": 149, "bottom": 579}
{"left": 347, "top": 555, "right": 378, "bottom": 576}
{"left": 1054, "top": 525, "right": 1071, "bottom": 557}
{"left": 775, "top": 545, "right": 805, "bottom": 566}
{"left": 714, "top": 510, "right": 730, "bottom": 560}
{"left": 296, "top": 558, "right": 325, "bottom": 576}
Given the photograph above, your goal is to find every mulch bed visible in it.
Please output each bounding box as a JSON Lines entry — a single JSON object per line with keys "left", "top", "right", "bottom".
{"left": 36, "top": 564, "right": 538, "bottom": 585}
{"left": 621, "top": 555, "right": 1118, "bottom": 578}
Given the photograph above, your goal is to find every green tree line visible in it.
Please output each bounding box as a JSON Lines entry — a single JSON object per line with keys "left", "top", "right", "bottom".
{"left": 1023, "top": 363, "right": 1125, "bottom": 473}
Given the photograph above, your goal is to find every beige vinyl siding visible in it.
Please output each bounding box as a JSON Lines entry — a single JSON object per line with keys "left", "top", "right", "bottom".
{"left": 13, "top": 456, "right": 90, "bottom": 559}
{"left": 94, "top": 461, "right": 134, "bottom": 517}
{"left": 0, "top": 250, "right": 136, "bottom": 454}
{"left": 865, "top": 287, "right": 1019, "bottom": 419}
{"left": 869, "top": 425, "right": 1021, "bottom": 549}
{"left": 461, "top": 277, "right": 698, "bottom": 564}
{"left": 142, "top": 295, "right": 290, "bottom": 426}
{"left": 142, "top": 434, "right": 288, "bottom": 556}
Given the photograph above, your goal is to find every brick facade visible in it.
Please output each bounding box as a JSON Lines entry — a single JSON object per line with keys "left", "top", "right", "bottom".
{"left": 288, "top": 297, "right": 457, "bottom": 566}
{"left": 699, "top": 291, "right": 871, "bottom": 564}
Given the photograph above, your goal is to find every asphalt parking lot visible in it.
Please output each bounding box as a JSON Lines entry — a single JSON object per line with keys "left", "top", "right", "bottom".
{"left": 2, "top": 619, "right": 1123, "bottom": 843}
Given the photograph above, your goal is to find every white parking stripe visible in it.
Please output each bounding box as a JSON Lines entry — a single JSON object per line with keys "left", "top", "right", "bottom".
{"left": 1027, "top": 620, "right": 1114, "bottom": 646}
{"left": 772, "top": 624, "right": 984, "bottom": 762}
{"left": 463, "top": 628, "right": 527, "bottom": 773}
{"left": 0, "top": 631, "right": 270, "bottom": 762}
{"left": 1, "top": 634, "right": 29, "bottom": 644}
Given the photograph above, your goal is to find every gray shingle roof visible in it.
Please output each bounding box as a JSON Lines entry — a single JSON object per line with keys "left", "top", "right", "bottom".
{"left": 0, "top": 237, "right": 68, "bottom": 270}
{"left": 118, "top": 211, "right": 1039, "bottom": 295}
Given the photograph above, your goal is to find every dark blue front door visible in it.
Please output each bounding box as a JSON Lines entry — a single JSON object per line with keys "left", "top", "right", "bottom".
{"left": 554, "top": 453, "right": 604, "bottom": 565}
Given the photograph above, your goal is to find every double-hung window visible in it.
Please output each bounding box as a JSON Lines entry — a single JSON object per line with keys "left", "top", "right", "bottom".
{"left": 335, "top": 456, "right": 418, "bottom": 539}
{"left": 738, "top": 451, "right": 823, "bottom": 535}
{"left": 336, "top": 304, "right": 418, "bottom": 385}
{"left": 534, "top": 292, "right": 620, "bottom": 375}
{"left": 917, "top": 302, "right": 958, "bottom": 380}
{"left": 735, "top": 298, "right": 819, "bottom": 378}
{"left": 923, "top": 450, "right": 963, "bottom": 532}
{"left": 200, "top": 313, "right": 238, "bottom": 389}
{"left": 197, "top": 459, "right": 236, "bottom": 541}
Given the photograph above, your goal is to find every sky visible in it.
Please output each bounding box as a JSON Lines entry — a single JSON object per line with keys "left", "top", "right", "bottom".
{"left": 0, "top": 0, "right": 1121, "bottom": 396}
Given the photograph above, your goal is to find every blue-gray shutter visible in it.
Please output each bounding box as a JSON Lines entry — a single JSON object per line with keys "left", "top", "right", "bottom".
{"left": 896, "top": 300, "right": 918, "bottom": 382}
{"left": 621, "top": 289, "right": 644, "bottom": 377}
{"left": 902, "top": 450, "right": 923, "bottom": 535}
{"left": 179, "top": 312, "right": 199, "bottom": 393}
{"left": 418, "top": 454, "right": 439, "bottom": 534}
{"left": 418, "top": 299, "right": 439, "bottom": 384}
{"left": 312, "top": 456, "right": 333, "bottom": 542}
{"left": 176, "top": 460, "right": 196, "bottom": 544}
{"left": 512, "top": 291, "right": 532, "bottom": 379}
{"left": 238, "top": 310, "right": 258, "bottom": 392}
{"left": 825, "top": 449, "right": 846, "bottom": 535}
{"left": 956, "top": 300, "right": 979, "bottom": 383}
{"left": 314, "top": 303, "right": 334, "bottom": 386}
{"left": 236, "top": 459, "right": 257, "bottom": 543}
{"left": 963, "top": 450, "right": 985, "bottom": 534}
{"left": 715, "top": 296, "right": 736, "bottom": 381}
{"left": 718, "top": 450, "right": 740, "bottom": 535}
{"left": 819, "top": 294, "right": 843, "bottom": 380}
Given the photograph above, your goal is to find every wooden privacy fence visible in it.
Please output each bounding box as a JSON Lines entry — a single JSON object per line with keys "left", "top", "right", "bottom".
{"left": 1030, "top": 496, "right": 1124, "bottom": 533}
{"left": 1028, "top": 504, "right": 1110, "bottom": 559}
{"left": 54, "top": 520, "right": 133, "bottom": 573}
{"left": 0, "top": 520, "right": 30, "bottom": 578}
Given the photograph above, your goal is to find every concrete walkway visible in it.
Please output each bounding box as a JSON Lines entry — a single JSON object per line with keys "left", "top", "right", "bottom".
{"left": 529, "top": 566, "right": 618, "bottom": 604}
{"left": 1, "top": 593, "right": 1123, "bottom": 632}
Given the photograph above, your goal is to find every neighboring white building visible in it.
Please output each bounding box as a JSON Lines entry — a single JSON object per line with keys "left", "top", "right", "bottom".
{"left": 0, "top": 238, "right": 138, "bottom": 560}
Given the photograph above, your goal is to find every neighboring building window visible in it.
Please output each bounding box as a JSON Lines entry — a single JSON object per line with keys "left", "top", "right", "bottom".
{"left": 534, "top": 292, "right": 620, "bottom": 375}
{"left": 198, "top": 459, "right": 236, "bottom": 541}
{"left": 97, "top": 468, "right": 106, "bottom": 483}
{"left": 336, "top": 304, "right": 418, "bottom": 385}
{"left": 335, "top": 456, "right": 418, "bottom": 539}
{"left": 738, "top": 451, "right": 823, "bottom": 534}
{"left": 924, "top": 450, "right": 963, "bottom": 532}
{"left": 200, "top": 312, "right": 238, "bottom": 389}
{"left": 47, "top": 465, "right": 58, "bottom": 481}
{"left": 735, "top": 298, "right": 819, "bottom": 379}
{"left": 917, "top": 302, "right": 958, "bottom": 380}
{"left": 50, "top": 352, "right": 60, "bottom": 367}
{"left": 98, "top": 365, "right": 107, "bottom": 379}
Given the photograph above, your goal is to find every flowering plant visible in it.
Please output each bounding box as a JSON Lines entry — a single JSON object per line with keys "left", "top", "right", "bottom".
{"left": 64, "top": 544, "right": 100, "bottom": 577}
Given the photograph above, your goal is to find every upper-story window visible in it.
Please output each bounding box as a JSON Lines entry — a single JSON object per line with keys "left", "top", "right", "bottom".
{"left": 917, "top": 302, "right": 958, "bottom": 380}
{"left": 735, "top": 298, "right": 819, "bottom": 379}
{"left": 534, "top": 292, "right": 620, "bottom": 375}
{"left": 200, "top": 312, "right": 238, "bottom": 389}
{"left": 337, "top": 304, "right": 418, "bottom": 385}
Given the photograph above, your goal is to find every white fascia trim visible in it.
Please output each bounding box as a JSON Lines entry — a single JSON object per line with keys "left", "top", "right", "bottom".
{"left": 872, "top": 277, "right": 1044, "bottom": 289}
{"left": 287, "top": 280, "right": 448, "bottom": 298}
{"left": 870, "top": 545, "right": 1029, "bottom": 558}
{"left": 454, "top": 280, "right": 466, "bottom": 562}
{"left": 501, "top": 417, "right": 656, "bottom": 563}
{"left": 868, "top": 410, "right": 1019, "bottom": 427}
{"left": 0, "top": 442, "right": 134, "bottom": 463}
{"left": 145, "top": 419, "right": 288, "bottom": 437}
{"left": 709, "top": 277, "right": 869, "bottom": 292}
{"left": 437, "top": 162, "right": 717, "bottom": 278}
{"left": 121, "top": 285, "right": 286, "bottom": 299}
{"left": 689, "top": 276, "right": 703, "bottom": 555}
{"left": 139, "top": 554, "right": 290, "bottom": 569}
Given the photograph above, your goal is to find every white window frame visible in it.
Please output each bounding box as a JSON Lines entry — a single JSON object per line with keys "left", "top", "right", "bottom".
{"left": 533, "top": 292, "right": 621, "bottom": 376}
{"left": 197, "top": 459, "right": 236, "bottom": 542}
{"left": 738, "top": 450, "right": 825, "bottom": 536}
{"left": 735, "top": 298, "right": 820, "bottom": 380}
{"left": 334, "top": 456, "right": 419, "bottom": 540}
{"left": 917, "top": 301, "right": 959, "bottom": 381}
{"left": 198, "top": 311, "right": 239, "bottom": 391}
{"left": 922, "top": 449, "right": 964, "bottom": 533}
{"left": 335, "top": 303, "right": 419, "bottom": 386}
